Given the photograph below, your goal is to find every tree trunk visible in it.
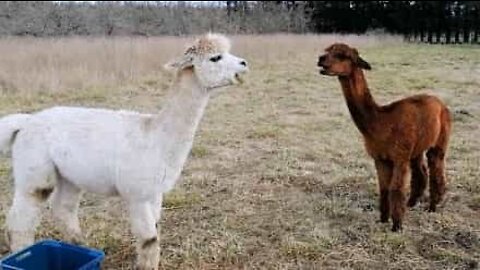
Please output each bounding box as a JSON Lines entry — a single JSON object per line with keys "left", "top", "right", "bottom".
{"left": 420, "top": 27, "right": 425, "bottom": 42}
{"left": 474, "top": 16, "right": 479, "bottom": 43}
{"left": 463, "top": 18, "right": 470, "bottom": 43}
{"left": 427, "top": 26, "right": 433, "bottom": 43}
{"left": 445, "top": 17, "right": 451, "bottom": 44}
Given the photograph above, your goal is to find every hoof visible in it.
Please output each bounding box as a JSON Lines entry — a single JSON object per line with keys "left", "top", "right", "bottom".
{"left": 0, "top": 241, "right": 9, "bottom": 255}
{"left": 66, "top": 233, "right": 86, "bottom": 246}
{"left": 391, "top": 222, "right": 402, "bottom": 232}
{"left": 378, "top": 218, "right": 389, "bottom": 223}
{"left": 379, "top": 213, "right": 389, "bottom": 223}
{"left": 407, "top": 198, "right": 418, "bottom": 208}
{"left": 135, "top": 265, "right": 157, "bottom": 270}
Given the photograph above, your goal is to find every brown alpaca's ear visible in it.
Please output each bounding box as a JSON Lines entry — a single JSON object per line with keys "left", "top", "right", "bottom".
{"left": 357, "top": 57, "right": 371, "bottom": 70}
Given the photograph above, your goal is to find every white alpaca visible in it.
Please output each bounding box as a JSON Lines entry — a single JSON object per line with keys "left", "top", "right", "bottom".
{"left": 0, "top": 33, "right": 248, "bottom": 270}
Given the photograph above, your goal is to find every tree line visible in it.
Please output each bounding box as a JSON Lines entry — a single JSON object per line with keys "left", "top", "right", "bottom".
{"left": 0, "top": 1, "right": 478, "bottom": 43}
{"left": 306, "top": 1, "right": 480, "bottom": 43}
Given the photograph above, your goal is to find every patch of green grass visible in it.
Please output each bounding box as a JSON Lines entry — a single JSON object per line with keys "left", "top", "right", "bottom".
{"left": 163, "top": 190, "right": 202, "bottom": 209}
{"left": 451, "top": 140, "right": 471, "bottom": 155}
{"left": 372, "top": 232, "right": 409, "bottom": 252}
{"left": 246, "top": 125, "right": 283, "bottom": 140}
{"left": 281, "top": 237, "right": 329, "bottom": 260}
{"left": 190, "top": 145, "right": 209, "bottom": 158}
{"left": 143, "top": 79, "right": 159, "bottom": 87}
{"left": 430, "top": 249, "right": 471, "bottom": 265}
{"left": 468, "top": 195, "right": 480, "bottom": 211}
{"left": 0, "top": 162, "right": 10, "bottom": 178}
{"left": 94, "top": 232, "right": 127, "bottom": 253}
{"left": 91, "top": 231, "right": 135, "bottom": 269}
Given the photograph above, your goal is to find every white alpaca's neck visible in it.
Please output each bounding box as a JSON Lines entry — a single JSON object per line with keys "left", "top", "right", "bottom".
{"left": 155, "top": 69, "right": 210, "bottom": 169}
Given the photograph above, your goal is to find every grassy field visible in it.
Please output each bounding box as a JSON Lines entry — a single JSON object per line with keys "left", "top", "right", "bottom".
{"left": 0, "top": 34, "right": 478, "bottom": 269}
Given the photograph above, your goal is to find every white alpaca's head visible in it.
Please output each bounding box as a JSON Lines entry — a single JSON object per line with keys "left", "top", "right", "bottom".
{"left": 165, "top": 33, "right": 249, "bottom": 90}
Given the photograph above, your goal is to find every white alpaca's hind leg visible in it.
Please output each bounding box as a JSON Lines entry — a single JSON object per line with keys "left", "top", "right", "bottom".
{"left": 7, "top": 138, "right": 57, "bottom": 251}
{"left": 7, "top": 169, "right": 55, "bottom": 251}
{"left": 128, "top": 201, "right": 159, "bottom": 270}
{"left": 51, "top": 179, "right": 84, "bottom": 244}
{"left": 6, "top": 189, "right": 51, "bottom": 251}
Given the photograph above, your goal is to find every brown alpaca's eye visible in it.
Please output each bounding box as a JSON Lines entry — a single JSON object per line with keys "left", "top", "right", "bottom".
{"left": 335, "top": 53, "right": 347, "bottom": 60}
{"left": 209, "top": 55, "right": 222, "bottom": 62}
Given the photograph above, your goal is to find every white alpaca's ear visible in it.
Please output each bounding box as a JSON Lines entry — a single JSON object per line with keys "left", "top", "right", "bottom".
{"left": 163, "top": 55, "right": 194, "bottom": 71}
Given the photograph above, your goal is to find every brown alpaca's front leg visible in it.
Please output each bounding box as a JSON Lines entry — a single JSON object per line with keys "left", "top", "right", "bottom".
{"left": 389, "top": 162, "right": 410, "bottom": 232}
{"left": 375, "top": 159, "right": 393, "bottom": 223}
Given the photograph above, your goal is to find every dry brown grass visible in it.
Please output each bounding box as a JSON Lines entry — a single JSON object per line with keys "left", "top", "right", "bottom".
{"left": 0, "top": 34, "right": 479, "bottom": 269}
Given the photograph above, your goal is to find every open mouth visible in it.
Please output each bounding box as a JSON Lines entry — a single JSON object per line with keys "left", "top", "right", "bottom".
{"left": 317, "top": 63, "right": 327, "bottom": 75}
{"left": 318, "top": 66, "right": 333, "bottom": 76}
{"left": 234, "top": 73, "right": 244, "bottom": 84}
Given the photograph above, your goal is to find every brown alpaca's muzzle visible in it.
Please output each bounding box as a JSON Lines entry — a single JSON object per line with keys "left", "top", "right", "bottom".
{"left": 317, "top": 54, "right": 334, "bottom": 76}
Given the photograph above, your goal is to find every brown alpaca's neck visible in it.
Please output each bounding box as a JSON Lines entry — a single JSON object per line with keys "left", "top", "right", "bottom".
{"left": 338, "top": 68, "right": 379, "bottom": 136}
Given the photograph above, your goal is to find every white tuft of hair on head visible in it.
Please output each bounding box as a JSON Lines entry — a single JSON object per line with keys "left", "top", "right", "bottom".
{"left": 205, "top": 33, "right": 231, "bottom": 53}
{"left": 183, "top": 33, "right": 232, "bottom": 57}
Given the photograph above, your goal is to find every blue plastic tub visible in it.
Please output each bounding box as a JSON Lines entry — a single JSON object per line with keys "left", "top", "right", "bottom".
{"left": 0, "top": 239, "right": 104, "bottom": 270}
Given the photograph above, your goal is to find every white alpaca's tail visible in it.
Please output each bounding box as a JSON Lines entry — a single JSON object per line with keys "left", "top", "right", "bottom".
{"left": 0, "top": 113, "right": 30, "bottom": 155}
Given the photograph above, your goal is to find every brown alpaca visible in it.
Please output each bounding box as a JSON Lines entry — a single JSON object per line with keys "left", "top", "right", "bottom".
{"left": 317, "top": 43, "right": 452, "bottom": 232}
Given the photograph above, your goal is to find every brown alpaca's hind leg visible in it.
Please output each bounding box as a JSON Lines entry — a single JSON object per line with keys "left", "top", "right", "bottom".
{"left": 426, "top": 147, "right": 447, "bottom": 212}
{"left": 375, "top": 159, "right": 393, "bottom": 223}
{"left": 407, "top": 155, "right": 428, "bottom": 208}
{"left": 427, "top": 112, "right": 451, "bottom": 212}
{"left": 389, "top": 162, "right": 410, "bottom": 232}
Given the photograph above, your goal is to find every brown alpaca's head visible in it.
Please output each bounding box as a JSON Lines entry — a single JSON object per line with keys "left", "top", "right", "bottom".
{"left": 317, "top": 43, "right": 371, "bottom": 76}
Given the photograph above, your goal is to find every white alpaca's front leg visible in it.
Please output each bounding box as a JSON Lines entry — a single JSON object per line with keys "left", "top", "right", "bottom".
{"left": 129, "top": 201, "right": 160, "bottom": 270}
{"left": 152, "top": 194, "right": 163, "bottom": 225}
{"left": 51, "top": 179, "right": 84, "bottom": 244}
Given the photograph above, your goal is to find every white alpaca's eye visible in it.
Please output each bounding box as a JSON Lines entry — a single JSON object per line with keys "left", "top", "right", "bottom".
{"left": 209, "top": 55, "right": 222, "bottom": 62}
